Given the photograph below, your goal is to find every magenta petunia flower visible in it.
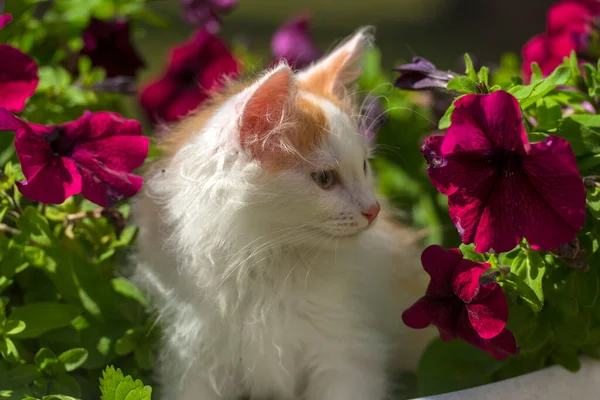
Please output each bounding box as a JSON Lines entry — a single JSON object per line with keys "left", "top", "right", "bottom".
{"left": 0, "top": 13, "right": 12, "bottom": 29}
{"left": 547, "top": 0, "right": 596, "bottom": 34}
{"left": 0, "top": 109, "right": 148, "bottom": 206}
{"left": 179, "top": 0, "right": 238, "bottom": 32}
{"left": 422, "top": 91, "right": 586, "bottom": 253}
{"left": 271, "top": 14, "right": 322, "bottom": 69}
{"left": 402, "top": 245, "right": 518, "bottom": 360}
{"left": 522, "top": 0, "right": 598, "bottom": 81}
{"left": 81, "top": 18, "right": 145, "bottom": 78}
{"left": 0, "top": 45, "right": 39, "bottom": 112}
{"left": 139, "top": 29, "right": 239, "bottom": 125}
{"left": 521, "top": 31, "right": 584, "bottom": 81}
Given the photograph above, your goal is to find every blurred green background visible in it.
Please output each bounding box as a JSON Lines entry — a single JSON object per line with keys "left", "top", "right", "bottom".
{"left": 138, "top": 0, "right": 556, "bottom": 82}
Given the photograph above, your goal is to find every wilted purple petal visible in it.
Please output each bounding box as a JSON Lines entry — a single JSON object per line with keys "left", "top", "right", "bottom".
{"left": 394, "top": 57, "right": 457, "bottom": 91}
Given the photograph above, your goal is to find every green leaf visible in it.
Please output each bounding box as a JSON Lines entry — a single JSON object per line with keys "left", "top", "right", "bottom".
{"left": 0, "top": 337, "right": 19, "bottom": 362}
{"left": 570, "top": 114, "right": 600, "bottom": 127}
{"left": 114, "top": 330, "right": 136, "bottom": 356}
{"left": 416, "top": 338, "right": 504, "bottom": 396}
{"left": 8, "top": 302, "right": 80, "bottom": 339}
{"left": 16, "top": 207, "right": 53, "bottom": 246}
{"left": 555, "top": 118, "right": 600, "bottom": 156}
{"left": 463, "top": 53, "right": 477, "bottom": 81}
{"left": 477, "top": 66, "right": 489, "bottom": 85}
{"left": 0, "top": 364, "right": 40, "bottom": 389}
{"left": 58, "top": 348, "right": 88, "bottom": 372}
{"left": 111, "top": 278, "right": 148, "bottom": 307}
{"left": 437, "top": 96, "right": 465, "bottom": 130}
{"left": 575, "top": 270, "right": 599, "bottom": 308}
{"left": 552, "top": 349, "right": 581, "bottom": 372}
{"left": 588, "top": 187, "right": 600, "bottom": 220}
{"left": 3, "top": 319, "right": 25, "bottom": 336}
{"left": 42, "top": 396, "right": 79, "bottom": 400}
{"left": 35, "top": 348, "right": 59, "bottom": 371}
{"left": 99, "top": 366, "right": 152, "bottom": 400}
{"left": 458, "top": 243, "right": 486, "bottom": 262}
{"left": 51, "top": 372, "right": 81, "bottom": 398}
{"left": 510, "top": 250, "right": 546, "bottom": 312}
{"left": 509, "top": 66, "right": 571, "bottom": 109}
{"left": 530, "top": 62, "right": 543, "bottom": 84}
{"left": 446, "top": 76, "right": 476, "bottom": 94}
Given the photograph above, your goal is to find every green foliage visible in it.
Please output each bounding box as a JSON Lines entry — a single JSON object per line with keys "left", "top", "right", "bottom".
{"left": 99, "top": 366, "right": 152, "bottom": 400}
{"left": 0, "top": 1, "right": 160, "bottom": 398}
{"left": 417, "top": 339, "right": 505, "bottom": 396}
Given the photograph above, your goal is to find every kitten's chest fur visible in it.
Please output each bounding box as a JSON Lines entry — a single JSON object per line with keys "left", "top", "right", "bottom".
{"left": 201, "top": 245, "right": 382, "bottom": 395}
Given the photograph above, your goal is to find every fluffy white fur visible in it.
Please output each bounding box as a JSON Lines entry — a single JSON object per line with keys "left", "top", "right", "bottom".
{"left": 133, "top": 28, "right": 433, "bottom": 400}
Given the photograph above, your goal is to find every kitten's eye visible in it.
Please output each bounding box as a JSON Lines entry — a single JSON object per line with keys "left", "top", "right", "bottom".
{"left": 363, "top": 160, "right": 367, "bottom": 175}
{"left": 311, "top": 170, "right": 336, "bottom": 189}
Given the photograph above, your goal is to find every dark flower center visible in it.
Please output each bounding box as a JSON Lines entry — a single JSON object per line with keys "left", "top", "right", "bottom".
{"left": 44, "top": 127, "right": 75, "bottom": 157}
{"left": 177, "top": 70, "right": 197, "bottom": 86}
{"left": 489, "top": 148, "right": 523, "bottom": 177}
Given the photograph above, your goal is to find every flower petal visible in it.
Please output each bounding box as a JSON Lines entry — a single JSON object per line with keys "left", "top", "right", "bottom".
{"left": 442, "top": 92, "right": 529, "bottom": 155}
{"left": 423, "top": 134, "right": 498, "bottom": 196}
{"left": 451, "top": 258, "right": 490, "bottom": 303}
{"left": 521, "top": 135, "right": 586, "bottom": 250}
{"left": 402, "top": 296, "right": 458, "bottom": 341}
{"left": 547, "top": 1, "right": 593, "bottom": 35}
{"left": 451, "top": 169, "right": 529, "bottom": 253}
{"left": 75, "top": 151, "right": 144, "bottom": 207}
{"left": 16, "top": 157, "right": 82, "bottom": 204}
{"left": 402, "top": 297, "right": 434, "bottom": 329}
{"left": 81, "top": 18, "right": 145, "bottom": 78}
{"left": 0, "top": 45, "right": 39, "bottom": 112}
{"left": 271, "top": 14, "right": 322, "bottom": 69}
{"left": 456, "top": 311, "right": 518, "bottom": 360}
{"left": 0, "top": 14, "right": 12, "bottom": 29}
{"left": 421, "top": 245, "right": 463, "bottom": 297}
{"left": 466, "top": 284, "right": 508, "bottom": 339}
{"left": 393, "top": 56, "right": 456, "bottom": 90}
{"left": 139, "top": 77, "right": 180, "bottom": 124}
{"left": 73, "top": 135, "right": 149, "bottom": 173}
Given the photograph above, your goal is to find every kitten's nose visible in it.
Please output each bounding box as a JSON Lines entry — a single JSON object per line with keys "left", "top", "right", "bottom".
{"left": 362, "top": 202, "right": 381, "bottom": 225}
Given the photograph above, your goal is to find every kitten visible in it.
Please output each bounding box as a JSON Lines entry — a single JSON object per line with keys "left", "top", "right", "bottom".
{"left": 133, "top": 27, "right": 434, "bottom": 400}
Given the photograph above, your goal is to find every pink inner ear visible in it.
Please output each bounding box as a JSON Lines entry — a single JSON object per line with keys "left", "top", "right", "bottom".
{"left": 240, "top": 68, "right": 293, "bottom": 159}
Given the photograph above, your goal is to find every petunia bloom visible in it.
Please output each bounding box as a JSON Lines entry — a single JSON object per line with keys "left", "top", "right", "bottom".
{"left": 393, "top": 57, "right": 457, "bottom": 91}
{"left": 81, "top": 18, "right": 145, "bottom": 78}
{"left": 521, "top": 30, "right": 584, "bottom": 81}
{"left": 402, "top": 245, "right": 518, "bottom": 360}
{"left": 271, "top": 14, "right": 322, "bottom": 69}
{"left": 522, "top": 0, "right": 598, "bottom": 81}
{"left": 0, "top": 109, "right": 148, "bottom": 206}
{"left": 179, "top": 0, "right": 238, "bottom": 32}
{"left": 421, "top": 91, "right": 586, "bottom": 253}
{"left": 139, "top": 29, "right": 239, "bottom": 125}
{"left": 547, "top": 0, "right": 597, "bottom": 34}
{"left": 0, "top": 13, "right": 12, "bottom": 29}
{"left": 0, "top": 45, "right": 39, "bottom": 112}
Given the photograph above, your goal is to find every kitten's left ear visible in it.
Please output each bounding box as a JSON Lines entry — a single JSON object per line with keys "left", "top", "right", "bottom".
{"left": 297, "top": 26, "right": 374, "bottom": 101}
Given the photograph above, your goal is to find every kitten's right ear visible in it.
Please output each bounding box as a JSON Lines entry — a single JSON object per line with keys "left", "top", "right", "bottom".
{"left": 238, "top": 63, "right": 297, "bottom": 162}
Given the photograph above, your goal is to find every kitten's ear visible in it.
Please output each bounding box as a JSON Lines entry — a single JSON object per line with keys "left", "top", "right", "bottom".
{"left": 297, "top": 26, "right": 373, "bottom": 100}
{"left": 238, "top": 63, "right": 297, "bottom": 161}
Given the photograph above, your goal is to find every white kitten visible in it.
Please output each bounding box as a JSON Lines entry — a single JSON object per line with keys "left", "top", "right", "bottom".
{"left": 133, "top": 27, "right": 434, "bottom": 400}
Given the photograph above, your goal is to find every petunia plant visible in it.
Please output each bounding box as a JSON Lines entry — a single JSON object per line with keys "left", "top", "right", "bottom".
{"left": 392, "top": 0, "right": 600, "bottom": 393}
